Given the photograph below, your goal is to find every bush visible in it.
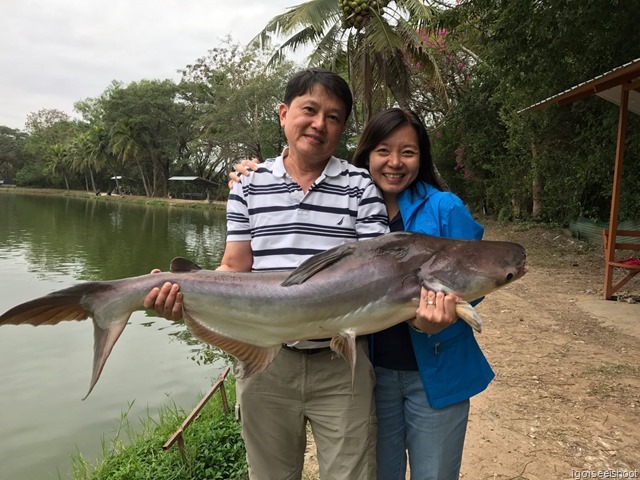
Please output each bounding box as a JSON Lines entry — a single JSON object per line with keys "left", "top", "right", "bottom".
{"left": 71, "top": 377, "right": 247, "bottom": 480}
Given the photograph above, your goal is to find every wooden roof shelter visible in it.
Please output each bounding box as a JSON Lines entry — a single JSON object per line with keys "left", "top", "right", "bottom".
{"left": 523, "top": 58, "right": 640, "bottom": 299}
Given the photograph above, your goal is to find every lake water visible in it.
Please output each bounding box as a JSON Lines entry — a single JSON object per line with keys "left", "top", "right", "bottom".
{"left": 0, "top": 191, "right": 229, "bottom": 480}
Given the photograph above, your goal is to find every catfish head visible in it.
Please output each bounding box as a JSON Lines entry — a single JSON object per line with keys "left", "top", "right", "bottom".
{"left": 415, "top": 236, "right": 528, "bottom": 301}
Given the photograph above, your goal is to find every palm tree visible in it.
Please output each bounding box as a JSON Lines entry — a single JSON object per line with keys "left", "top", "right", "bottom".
{"left": 84, "top": 125, "right": 122, "bottom": 193}
{"left": 251, "top": 0, "right": 446, "bottom": 128}
{"left": 45, "top": 144, "right": 71, "bottom": 190}
{"left": 67, "top": 132, "right": 100, "bottom": 193}
{"left": 109, "top": 118, "right": 152, "bottom": 196}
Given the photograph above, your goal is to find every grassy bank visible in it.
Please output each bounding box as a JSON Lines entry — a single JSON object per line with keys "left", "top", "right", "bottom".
{"left": 70, "top": 376, "right": 248, "bottom": 480}
{"left": 0, "top": 187, "right": 227, "bottom": 211}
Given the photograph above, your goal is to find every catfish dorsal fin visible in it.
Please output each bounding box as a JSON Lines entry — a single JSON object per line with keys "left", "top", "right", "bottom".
{"left": 170, "top": 257, "right": 202, "bottom": 273}
{"left": 281, "top": 243, "right": 357, "bottom": 286}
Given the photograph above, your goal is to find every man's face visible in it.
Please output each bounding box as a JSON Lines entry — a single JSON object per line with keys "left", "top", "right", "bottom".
{"left": 278, "top": 85, "right": 347, "bottom": 167}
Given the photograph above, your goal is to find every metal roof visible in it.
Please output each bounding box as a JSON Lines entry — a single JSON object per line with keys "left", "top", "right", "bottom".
{"left": 169, "top": 176, "right": 200, "bottom": 181}
{"left": 168, "top": 176, "right": 217, "bottom": 185}
{"left": 522, "top": 57, "right": 640, "bottom": 115}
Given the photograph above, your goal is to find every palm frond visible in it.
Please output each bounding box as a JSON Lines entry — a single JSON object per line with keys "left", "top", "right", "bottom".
{"left": 397, "top": 0, "right": 439, "bottom": 30}
{"left": 363, "top": 12, "right": 405, "bottom": 53}
{"left": 249, "top": 0, "right": 339, "bottom": 50}
{"left": 307, "top": 23, "right": 348, "bottom": 67}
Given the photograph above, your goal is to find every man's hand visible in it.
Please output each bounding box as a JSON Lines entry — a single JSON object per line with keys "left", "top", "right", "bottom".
{"left": 143, "top": 270, "right": 184, "bottom": 321}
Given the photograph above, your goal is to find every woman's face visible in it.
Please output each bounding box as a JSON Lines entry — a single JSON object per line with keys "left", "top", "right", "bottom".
{"left": 368, "top": 124, "right": 420, "bottom": 196}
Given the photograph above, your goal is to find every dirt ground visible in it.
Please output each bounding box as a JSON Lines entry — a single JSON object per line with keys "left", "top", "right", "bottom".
{"left": 303, "top": 220, "right": 640, "bottom": 479}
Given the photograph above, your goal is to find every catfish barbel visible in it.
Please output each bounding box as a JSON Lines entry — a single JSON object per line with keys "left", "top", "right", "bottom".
{"left": 0, "top": 232, "right": 527, "bottom": 399}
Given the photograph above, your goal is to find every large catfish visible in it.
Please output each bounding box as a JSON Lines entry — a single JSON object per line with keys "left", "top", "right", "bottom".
{"left": 0, "top": 232, "right": 527, "bottom": 398}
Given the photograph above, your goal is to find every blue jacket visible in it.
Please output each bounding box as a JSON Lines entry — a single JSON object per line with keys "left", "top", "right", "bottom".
{"left": 398, "top": 181, "right": 494, "bottom": 409}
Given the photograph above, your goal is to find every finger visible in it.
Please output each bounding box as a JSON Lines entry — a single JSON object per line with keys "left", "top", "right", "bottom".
{"left": 425, "top": 289, "right": 437, "bottom": 307}
{"left": 171, "top": 292, "right": 184, "bottom": 320}
{"left": 150, "top": 268, "right": 161, "bottom": 274}
{"left": 228, "top": 172, "right": 241, "bottom": 190}
{"left": 236, "top": 161, "right": 252, "bottom": 176}
{"left": 162, "top": 284, "right": 181, "bottom": 318}
{"left": 143, "top": 287, "right": 159, "bottom": 309}
{"left": 442, "top": 293, "right": 458, "bottom": 320}
{"left": 154, "top": 282, "right": 174, "bottom": 313}
{"left": 247, "top": 159, "right": 260, "bottom": 171}
{"left": 416, "top": 289, "right": 436, "bottom": 321}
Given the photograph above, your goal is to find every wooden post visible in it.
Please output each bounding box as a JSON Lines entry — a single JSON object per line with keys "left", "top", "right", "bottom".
{"left": 163, "top": 366, "right": 232, "bottom": 458}
{"left": 603, "top": 86, "right": 629, "bottom": 299}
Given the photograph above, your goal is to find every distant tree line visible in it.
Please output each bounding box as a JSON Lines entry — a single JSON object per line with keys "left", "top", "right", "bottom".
{"left": 1, "top": 1, "right": 638, "bottom": 223}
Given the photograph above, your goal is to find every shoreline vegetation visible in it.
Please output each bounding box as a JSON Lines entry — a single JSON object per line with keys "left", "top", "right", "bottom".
{"left": 70, "top": 376, "right": 250, "bottom": 480}
{"left": 0, "top": 186, "right": 227, "bottom": 211}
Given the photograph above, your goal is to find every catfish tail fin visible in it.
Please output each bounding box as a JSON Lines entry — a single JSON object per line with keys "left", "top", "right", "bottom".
{"left": 0, "top": 283, "right": 101, "bottom": 326}
{"left": 0, "top": 282, "right": 135, "bottom": 399}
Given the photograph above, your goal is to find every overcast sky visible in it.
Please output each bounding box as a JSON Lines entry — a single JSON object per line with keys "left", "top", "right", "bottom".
{"left": 0, "top": 0, "right": 304, "bottom": 130}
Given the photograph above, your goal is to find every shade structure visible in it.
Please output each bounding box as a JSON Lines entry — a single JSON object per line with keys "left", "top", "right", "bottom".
{"left": 523, "top": 58, "right": 640, "bottom": 299}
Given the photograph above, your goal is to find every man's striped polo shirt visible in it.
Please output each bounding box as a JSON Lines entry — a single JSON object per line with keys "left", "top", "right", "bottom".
{"left": 226, "top": 154, "right": 389, "bottom": 273}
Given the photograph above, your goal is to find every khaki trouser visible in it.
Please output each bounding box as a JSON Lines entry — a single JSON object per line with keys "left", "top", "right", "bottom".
{"left": 235, "top": 338, "right": 377, "bottom": 480}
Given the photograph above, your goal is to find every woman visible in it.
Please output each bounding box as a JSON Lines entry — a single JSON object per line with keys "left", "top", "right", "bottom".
{"left": 231, "top": 108, "right": 493, "bottom": 479}
{"left": 352, "top": 108, "right": 493, "bottom": 480}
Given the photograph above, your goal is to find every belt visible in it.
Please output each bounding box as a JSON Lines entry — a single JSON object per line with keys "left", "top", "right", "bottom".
{"left": 282, "top": 344, "right": 330, "bottom": 355}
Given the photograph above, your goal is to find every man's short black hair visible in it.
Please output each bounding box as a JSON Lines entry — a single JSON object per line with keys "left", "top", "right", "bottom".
{"left": 283, "top": 68, "right": 353, "bottom": 123}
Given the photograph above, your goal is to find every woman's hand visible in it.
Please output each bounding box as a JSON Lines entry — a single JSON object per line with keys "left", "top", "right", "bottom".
{"left": 143, "top": 269, "right": 184, "bottom": 321}
{"left": 409, "top": 289, "right": 459, "bottom": 335}
{"left": 228, "top": 158, "right": 261, "bottom": 189}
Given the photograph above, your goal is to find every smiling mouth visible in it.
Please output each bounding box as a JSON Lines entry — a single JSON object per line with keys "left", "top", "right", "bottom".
{"left": 304, "top": 134, "right": 324, "bottom": 144}
{"left": 383, "top": 173, "right": 404, "bottom": 179}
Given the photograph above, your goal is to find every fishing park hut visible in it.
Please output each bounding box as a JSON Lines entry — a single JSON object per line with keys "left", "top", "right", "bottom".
{"left": 168, "top": 176, "right": 218, "bottom": 201}
{"left": 522, "top": 58, "right": 640, "bottom": 300}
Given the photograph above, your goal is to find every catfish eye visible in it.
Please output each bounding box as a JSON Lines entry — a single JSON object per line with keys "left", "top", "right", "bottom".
{"left": 506, "top": 273, "right": 514, "bottom": 282}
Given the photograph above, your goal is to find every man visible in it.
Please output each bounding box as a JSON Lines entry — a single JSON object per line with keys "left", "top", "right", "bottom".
{"left": 145, "top": 68, "right": 388, "bottom": 479}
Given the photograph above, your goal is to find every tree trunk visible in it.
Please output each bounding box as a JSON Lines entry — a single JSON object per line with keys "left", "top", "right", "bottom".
{"left": 511, "top": 195, "right": 522, "bottom": 219}
{"left": 136, "top": 160, "right": 151, "bottom": 197}
{"left": 531, "top": 141, "right": 543, "bottom": 220}
{"left": 89, "top": 169, "right": 97, "bottom": 193}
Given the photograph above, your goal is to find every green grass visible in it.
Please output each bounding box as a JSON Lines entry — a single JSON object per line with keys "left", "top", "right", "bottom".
{"left": 589, "top": 362, "right": 640, "bottom": 377}
{"left": 70, "top": 377, "right": 247, "bottom": 480}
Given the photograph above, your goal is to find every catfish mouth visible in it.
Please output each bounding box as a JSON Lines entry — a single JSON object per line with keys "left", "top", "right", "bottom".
{"left": 506, "top": 262, "right": 528, "bottom": 284}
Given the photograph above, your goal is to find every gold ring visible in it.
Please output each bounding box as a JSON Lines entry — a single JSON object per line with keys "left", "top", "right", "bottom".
{"left": 427, "top": 301, "right": 435, "bottom": 306}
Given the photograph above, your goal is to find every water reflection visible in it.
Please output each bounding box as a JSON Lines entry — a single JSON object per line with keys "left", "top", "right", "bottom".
{"left": 0, "top": 192, "right": 227, "bottom": 279}
{"left": 0, "top": 191, "right": 228, "bottom": 480}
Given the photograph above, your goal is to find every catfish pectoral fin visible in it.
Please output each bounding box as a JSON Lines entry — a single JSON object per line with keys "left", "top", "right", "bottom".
{"left": 330, "top": 331, "right": 358, "bottom": 385}
{"left": 455, "top": 301, "right": 483, "bottom": 333}
{"left": 234, "top": 344, "right": 282, "bottom": 378}
{"left": 183, "top": 313, "right": 280, "bottom": 378}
